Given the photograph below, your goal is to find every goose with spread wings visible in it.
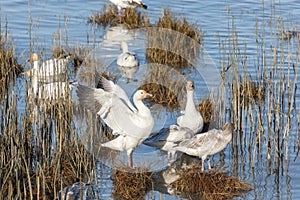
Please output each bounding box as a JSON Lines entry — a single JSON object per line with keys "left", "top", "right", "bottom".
{"left": 77, "top": 76, "right": 154, "bottom": 168}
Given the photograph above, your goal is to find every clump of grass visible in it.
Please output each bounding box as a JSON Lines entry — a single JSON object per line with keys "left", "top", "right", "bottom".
{"left": 0, "top": 33, "right": 23, "bottom": 97}
{"left": 170, "top": 167, "right": 252, "bottom": 200}
{"left": 111, "top": 169, "right": 153, "bottom": 200}
{"left": 139, "top": 83, "right": 179, "bottom": 110}
{"left": 139, "top": 63, "right": 186, "bottom": 111}
{"left": 239, "top": 79, "right": 266, "bottom": 104}
{"left": 146, "top": 9, "right": 203, "bottom": 68}
{"left": 197, "top": 98, "right": 213, "bottom": 132}
{"left": 88, "top": 5, "right": 149, "bottom": 29}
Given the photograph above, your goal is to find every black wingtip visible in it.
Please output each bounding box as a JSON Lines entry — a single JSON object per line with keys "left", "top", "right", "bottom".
{"left": 142, "top": 4, "right": 147, "bottom": 9}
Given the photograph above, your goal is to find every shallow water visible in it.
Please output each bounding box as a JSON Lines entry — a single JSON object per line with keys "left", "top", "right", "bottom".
{"left": 1, "top": 0, "right": 300, "bottom": 199}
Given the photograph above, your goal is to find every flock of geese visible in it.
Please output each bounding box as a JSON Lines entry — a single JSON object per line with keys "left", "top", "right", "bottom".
{"left": 22, "top": 1, "right": 234, "bottom": 199}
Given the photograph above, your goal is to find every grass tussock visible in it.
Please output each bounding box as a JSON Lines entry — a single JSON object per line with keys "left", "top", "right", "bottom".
{"left": 146, "top": 9, "right": 203, "bottom": 69}
{"left": 170, "top": 167, "right": 252, "bottom": 200}
{"left": 0, "top": 34, "right": 23, "bottom": 97}
{"left": 197, "top": 98, "right": 213, "bottom": 132}
{"left": 111, "top": 169, "right": 153, "bottom": 200}
{"left": 239, "top": 79, "right": 266, "bottom": 104}
{"left": 139, "top": 83, "right": 179, "bottom": 111}
{"left": 88, "top": 5, "right": 150, "bottom": 29}
{"left": 139, "top": 63, "right": 186, "bottom": 111}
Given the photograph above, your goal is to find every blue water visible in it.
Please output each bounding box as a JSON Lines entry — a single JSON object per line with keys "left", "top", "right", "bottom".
{"left": 1, "top": 0, "right": 300, "bottom": 199}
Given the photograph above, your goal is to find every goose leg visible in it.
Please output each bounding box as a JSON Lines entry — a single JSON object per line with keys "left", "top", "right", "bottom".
{"left": 208, "top": 158, "right": 211, "bottom": 170}
{"left": 127, "top": 151, "right": 133, "bottom": 168}
{"left": 201, "top": 158, "right": 205, "bottom": 172}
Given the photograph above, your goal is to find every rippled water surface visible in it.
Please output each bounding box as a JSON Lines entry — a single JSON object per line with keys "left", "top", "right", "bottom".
{"left": 1, "top": 0, "right": 300, "bottom": 199}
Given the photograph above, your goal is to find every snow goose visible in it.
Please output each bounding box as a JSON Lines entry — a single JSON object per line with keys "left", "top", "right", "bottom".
{"left": 173, "top": 122, "right": 234, "bottom": 172}
{"left": 109, "top": 0, "right": 148, "bottom": 15}
{"left": 177, "top": 81, "right": 204, "bottom": 134}
{"left": 23, "top": 53, "right": 69, "bottom": 77}
{"left": 143, "top": 125, "right": 194, "bottom": 163}
{"left": 117, "top": 41, "right": 139, "bottom": 68}
{"left": 24, "top": 66, "right": 74, "bottom": 100}
{"left": 77, "top": 76, "right": 154, "bottom": 168}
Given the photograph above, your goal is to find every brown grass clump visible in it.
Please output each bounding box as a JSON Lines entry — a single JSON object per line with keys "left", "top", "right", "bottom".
{"left": 0, "top": 34, "right": 23, "bottom": 97}
{"left": 170, "top": 167, "right": 252, "bottom": 200}
{"left": 88, "top": 5, "right": 150, "bottom": 29}
{"left": 139, "top": 83, "right": 179, "bottom": 111}
{"left": 139, "top": 63, "right": 186, "bottom": 111}
{"left": 197, "top": 98, "right": 213, "bottom": 132}
{"left": 111, "top": 169, "right": 154, "bottom": 200}
{"left": 146, "top": 9, "right": 203, "bottom": 69}
{"left": 239, "top": 79, "right": 265, "bottom": 104}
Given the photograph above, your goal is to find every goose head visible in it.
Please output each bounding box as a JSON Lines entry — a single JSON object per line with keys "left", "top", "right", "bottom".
{"left": 186, "top": 81, "right": 195, "bottom": 91}
{"left": 133, "top": 90, "right": 153, "bottom": 101}
{"left": 26, "top": 53, "right": 39, "bottom": 62}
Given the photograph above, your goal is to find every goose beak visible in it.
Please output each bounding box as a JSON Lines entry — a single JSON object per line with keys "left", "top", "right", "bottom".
{"left": 144, "top": 92, "right": 153, "bottom": 99}
{"left": 21, "top": 69, "right": 31, "bottom": 76}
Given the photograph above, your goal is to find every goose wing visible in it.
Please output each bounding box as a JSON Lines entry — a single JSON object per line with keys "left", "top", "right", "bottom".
{"left": 77, "top": 85, "right": 149, "bottom": 137}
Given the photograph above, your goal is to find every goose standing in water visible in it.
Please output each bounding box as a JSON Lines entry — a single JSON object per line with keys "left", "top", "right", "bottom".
{"left": 23, "top": 53, "right": 69, "bottom": 77}
{"left": 77, "top": 76, "right": 154, "bottom": 168}
{"left": 117, "top": 41, "right": 139, "bottom": 68}
{"left": 177, "top": 81, "right": 204, "bottom": 134}
{"left": 144, "top": 125, "right": 194, "bottom": 163}
{"left": 109, "top": 0, "right": 147, "bottom": 15}
{"left": 173, "top": 122, "right": 234, "bottom": 172}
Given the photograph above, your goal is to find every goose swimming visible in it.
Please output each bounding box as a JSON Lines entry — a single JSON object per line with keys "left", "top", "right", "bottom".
{"left": 117, "top": 41, "right": 139, "bottom": 68}
{"left": 23, "top": 53, "right": 69, "bottom": 77}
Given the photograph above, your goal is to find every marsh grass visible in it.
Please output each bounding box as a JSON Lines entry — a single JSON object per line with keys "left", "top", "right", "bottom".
{"left": 170, "top": 167, "right": 252, "bottom": 200}
{"left": 197, "top": 98, "right": 213, "bottom": 132}
{"left": 88, "top": 5, "right": 150, "bottom": 29}
{"left": 146, "top": 9, "right": 202, "bottom": 69}
{"left": 139, "top": 63, "right": 186, "bottom": 111}
{"left": 0, "top": 27, "right": 23, "bottom": 98}
{"left": 111, "top": 168, "right": 153, "bottom": 200}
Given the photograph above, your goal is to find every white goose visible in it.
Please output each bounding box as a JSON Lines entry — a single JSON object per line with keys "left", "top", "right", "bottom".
{"left": 109, "top": 0, "right": 148, "bottom": 15}
{"left": 23, "top": 53, "right": 69, "bottom": 77}
{"left": 177, "top": 81, "right": 204, "bottom": 134}
{"left": 173, "top": 122, "right": 234, "bottom": 172}
{"left": 117, "top": 41, "right": 139, "bottom": 68}
{"left": 25, "top": 66, "right": 73, "bottom": 101}
{"left": 144, "top": 124, "right": 194, "bottom": 163}
{"left": 77, "top": 76, "right": 154, "bottom": 168}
